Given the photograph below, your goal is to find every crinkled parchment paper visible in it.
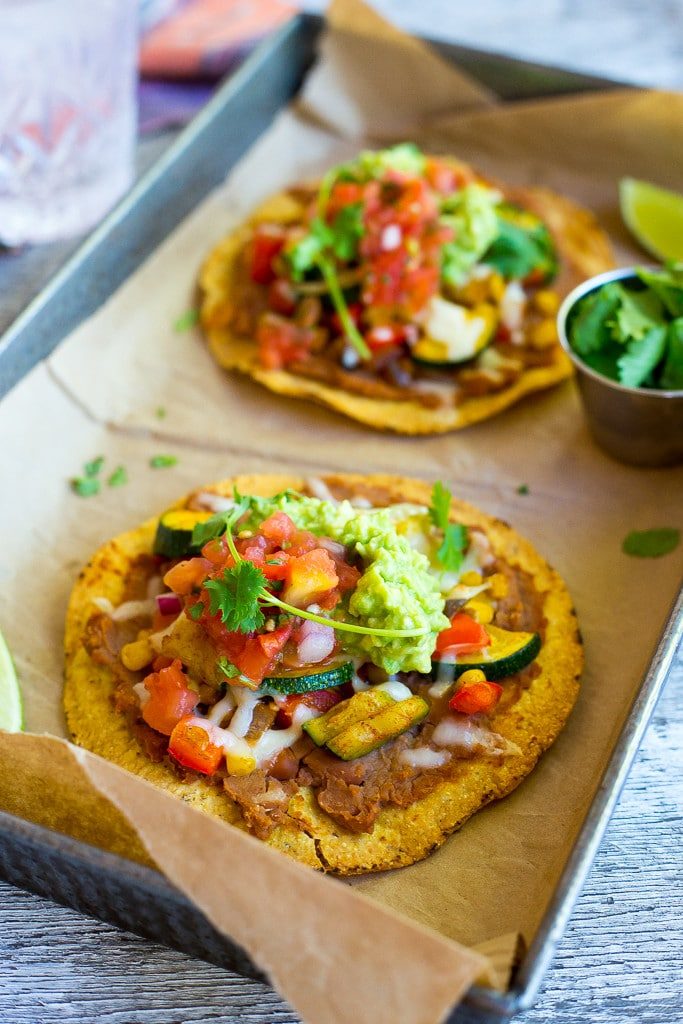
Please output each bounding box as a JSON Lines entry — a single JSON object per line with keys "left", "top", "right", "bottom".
{"left": 1, "top": 1, "right": 682, "bottom": 1020}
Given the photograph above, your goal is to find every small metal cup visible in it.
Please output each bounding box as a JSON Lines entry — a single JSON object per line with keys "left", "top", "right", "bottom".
{"left": 557, "top": 267, "right": 683, "bottom": 467}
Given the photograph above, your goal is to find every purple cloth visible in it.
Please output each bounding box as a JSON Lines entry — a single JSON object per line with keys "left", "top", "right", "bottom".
{"left": 137, "top": 78, "right": 217, "bottom": 133}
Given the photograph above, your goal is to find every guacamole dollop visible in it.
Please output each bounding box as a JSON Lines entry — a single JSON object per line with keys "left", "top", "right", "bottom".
{"left": 249, "top": 494, "right": 448, "bottom": 674}
{"left": 440, "top": 183, "right": 500, "bottom": 287}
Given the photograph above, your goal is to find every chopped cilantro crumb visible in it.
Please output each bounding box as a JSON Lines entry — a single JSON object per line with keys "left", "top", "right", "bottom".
{"left": 622, "top": 528, "right": 680, "bottom": 558}
{"left": 84, "top": 456, "right": 104, "bottom": 478}
{"left": 150, "top": 455, "right": 178, "bottom": 469}
{"left": 71, "top": 477, "right": 101, "bottom": 498}
{"left": 188, "top": 602, "right": 204, "bottom": 621}
{"left": 517, "top": 484, "right": 530, "bottom": 495}
{"left": 155, "top": 406, "right": 167, "bottom": 419}
{"left": 108, "top": 466, "right": 128, "bottom": 488}
{"left": 217, "top": 656, "right": 240, "bottom": 679}
{"left": 173, "top": 309, "right": 199, "bottom": 332}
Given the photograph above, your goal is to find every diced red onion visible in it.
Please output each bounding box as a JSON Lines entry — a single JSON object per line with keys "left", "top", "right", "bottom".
{"left": 305, "top": 477, "right": 339, "bottom": 504}
{"left": 155, "top": 592, "right": 182, "bottom": 617}
{"left": 296, "top": 620, "right": 335, "bottom": 665}
{"left": 318, "top": 537, "right": 346, "bottom": 560}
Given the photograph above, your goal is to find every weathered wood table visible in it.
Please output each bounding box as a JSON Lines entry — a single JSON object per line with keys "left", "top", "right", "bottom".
{"left": 1, "top": 4, "right": 681, "bottom": 1021}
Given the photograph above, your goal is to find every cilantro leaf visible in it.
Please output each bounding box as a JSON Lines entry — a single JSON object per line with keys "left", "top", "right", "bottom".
{"left": 188, "top": 602, "right": 204, "bottom": 621}
{"left": 71, "top": 477, "right": 101, "bottom": 497}
{"left": 286, "top": 218, "right": 333, "bottom": 281}
{"left": 191, "top": 497, "right": 250, "bottom": 548}
{"left": 438, "top": 524, "right": 468, "bottom": 574}
{"left": 482, "top": 206, "right": 557, "bottom": 282}
{"left": 217, "top": 656, "right": 240, "bottom": 679}
{"left": 429, "top": 481, "right": 468, "bottom": 572}
{"left": 660, "top": 319, "right": 683, "bottom": 389}
{"left": 622, "top": 528, "right": 680, "bottom": 558}
{"left": 329, "top": 203, "right": 364, "bottom": 262}
{"left": 84, "top": 456, "right": 104, "bottom": 477}
{"left": 174, "top": 309, "right": 199, "bottom": 332}
{"left": 617, "top": 325, "right": 668, "bottom": 388}
{"left": 636, "top": 264, "right": 683, "bottom": 318}
{"left": 517, "top": 484, "right": 530, "bottom": 495}
{"left": 204, "top": 562, "right": 266, "bottom": 633}
{"left": 150, "top": 454, "right": 178, "bottom": 469}
{"left": 569, "top": 283, "right": 623, "bottom": 357}
{"left": 107, "top": 465, "right": 128, "bottom": 488}
{"left": 429, "top": 480, "right": 451, "bottom": 531}
{"left": 610, "top": 284, "right": 663, "bottom": 343}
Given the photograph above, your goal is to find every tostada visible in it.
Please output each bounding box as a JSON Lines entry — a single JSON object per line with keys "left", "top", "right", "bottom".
{"left": 200, "top": 144, "right": 614, "bottom": 433}
{"left": 64, "top": 473, "right": 582, "bottom": 874}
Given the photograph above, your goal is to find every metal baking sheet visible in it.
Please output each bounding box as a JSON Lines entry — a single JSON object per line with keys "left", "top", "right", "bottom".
{"left": 0, "top": 14, "right": 677, "bottom": 1021}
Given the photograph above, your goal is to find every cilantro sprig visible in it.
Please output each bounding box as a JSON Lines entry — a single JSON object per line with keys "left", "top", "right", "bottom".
{"left": 568, "top": 263, "right": 683, "bottom": 390}
{"left": 429, "top": 481, "right": 468, "bottom": 574}
{"left": 192, "top": 510, "right": 428, "bottom": 639}
{"left": 286, "top": 180, "right": 370, "bottom": 361}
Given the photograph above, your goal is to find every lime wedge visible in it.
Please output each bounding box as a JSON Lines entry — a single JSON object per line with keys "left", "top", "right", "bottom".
{"left": 0, "top": 627, "right": 23, "bottom": 732}
{"left": 619, "top": 177, "right": 683, "bottom": 261}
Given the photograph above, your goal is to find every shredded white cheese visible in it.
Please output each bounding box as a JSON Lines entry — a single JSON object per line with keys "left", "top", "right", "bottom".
{"left": 432, "top": 715, "right": 521, "bottom": 757}
{"left": 305, "top": 477, "right": 339, "bottom": 504}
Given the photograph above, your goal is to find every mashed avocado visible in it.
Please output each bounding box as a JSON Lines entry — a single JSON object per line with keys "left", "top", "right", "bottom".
{"left": 248, "top": 494, "right": 448, "bottom": 674}
{"left": 440, "top": 183, "right": 500, "bottom": 287}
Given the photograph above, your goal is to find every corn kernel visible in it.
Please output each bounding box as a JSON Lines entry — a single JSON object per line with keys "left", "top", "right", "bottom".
{"left": 466, "top": 599, "right": 494, "bottom": 625}
{"left": 488, "top": 272, "right": 506, "bottom": 303}
{"left": 460, "top": 570, "right": 483, "bottom": 586}
{"left": 533, "top": 289, "right": 560, "bottom": 316}
{"left": 121, "top": 637, "right": 154, "bottom": 672}
{"left": 226, "top": 753, "right": 257, "bottom": 777}
{"left": 488, "top": 573, "right": 509, "bottom": 600}
{"left": 529, "top": 318, "right": 558, "bottom": 349}
{"left": 458, "top": 669, "right": 487, "bottom": 685}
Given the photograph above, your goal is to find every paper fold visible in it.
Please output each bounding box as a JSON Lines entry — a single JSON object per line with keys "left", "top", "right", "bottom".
{"left": 0, "top": 730, "right": 488, "bottom": 1024}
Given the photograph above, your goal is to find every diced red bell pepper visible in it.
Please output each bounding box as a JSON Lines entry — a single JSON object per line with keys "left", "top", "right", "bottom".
{"left": 142, "top": 659, "right": 197, "bottom": 735}
{"left": 365, "top": 323, "right": 408, "bottom": 351}
{"left": 168, "top": 717, "right": 224, "bottom": 775}
{"left": 449, "top": 680, "right": 503, "bottom": 715}
{"left": 259, "top": 511, "right": 297, "bottom": 546}
{"left": 282, "top": 547, "right": 339, "bottom": 608}
{"left": 267, "top": 278, "right": 297, "bottom": 316}
{"left": 234, "top": 622, "right": 293, "bottom": 684}
{"left": 257, "top": 313, "right": 315, "bottom": 370}
{"left": 201, "top": 536, "right": 230, "bottom": 566}
{"left": 163, "top": 557, "right": 211, "bottom": 595}
{"left": 250, "top": 224, "right": 287, "bottom": 284}
{"left": 285, "top": 529, "right": 319, "bottom": 557}
{"left": 435, "top": 612, "right": 491, "bottom": 657}
{"left": 327, "top": 181, "right": 365, "bottom": 218}
{"left": 275, "top": 687, "right": 343, "bottom": 728}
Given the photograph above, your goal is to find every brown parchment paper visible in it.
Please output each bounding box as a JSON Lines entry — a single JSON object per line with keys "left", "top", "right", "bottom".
{"left": 1, "top": 1, "right": 683, "bottom": 1020}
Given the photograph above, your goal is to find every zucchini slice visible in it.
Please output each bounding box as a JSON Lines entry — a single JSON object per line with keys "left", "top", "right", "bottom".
{"left": 303, "top": 688, "right": 394, "bottom": 746}
{"left": 432, "top": 625, "right": 541, "bottom": 681}
{"left": 263, "top": 659, "right": 353, "bottom": 695}
{"left": 327, "top": 695, "right": 429, "bottom": 761}
{"left": 153, "top": 509, "right": 213, "bottom": 559}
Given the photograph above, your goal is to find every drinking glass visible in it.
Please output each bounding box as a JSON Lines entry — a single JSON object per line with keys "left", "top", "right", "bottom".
{"left": 0, "top": 0, "right": 138, "bottom": 245}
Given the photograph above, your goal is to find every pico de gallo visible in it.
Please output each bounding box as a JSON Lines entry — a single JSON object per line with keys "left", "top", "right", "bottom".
{"left": 85, "top": 479, "right": 546, "bottom": 838}
{"left": 226, "top": 143, "right": 564, "bottom": 407}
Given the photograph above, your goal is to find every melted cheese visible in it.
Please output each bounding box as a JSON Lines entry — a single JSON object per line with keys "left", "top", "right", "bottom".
{"left": 229, "top": 687, "right": 261, "bottom": 738}
{"left": 374, "top": 680, "right": 413, "bottom": 702}
{"left": 432, "top": 715, "right": 521, "bottom": 757}
{"left": 400, "top": 747, "right": 451, "bottom": 769}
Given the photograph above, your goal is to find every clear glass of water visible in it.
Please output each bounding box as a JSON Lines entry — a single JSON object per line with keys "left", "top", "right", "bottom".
{"left": 0, "top": 0, "right": 138, "bottom": 246}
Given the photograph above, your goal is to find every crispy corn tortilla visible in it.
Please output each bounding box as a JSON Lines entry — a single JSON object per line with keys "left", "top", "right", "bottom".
{"left": 64, "top": 473, "right": 582, "bottom": 875}
{"left": 199, "top": 168, "right": 615, "bottom": 434}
